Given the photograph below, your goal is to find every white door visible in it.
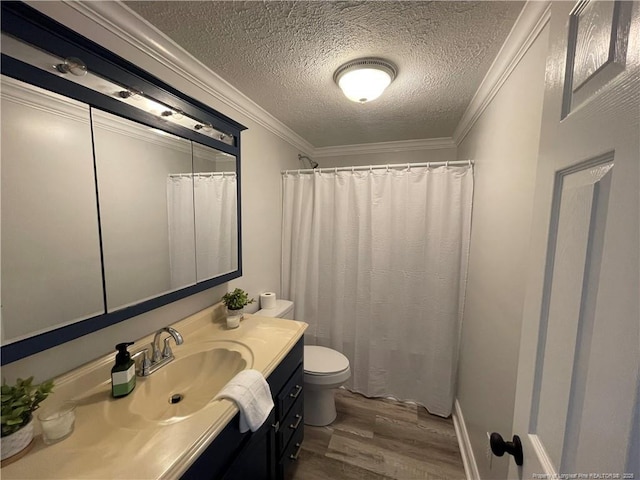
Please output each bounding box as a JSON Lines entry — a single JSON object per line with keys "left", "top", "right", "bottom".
{"left": 509, "top": 1, "right": 639, "bottom": 478}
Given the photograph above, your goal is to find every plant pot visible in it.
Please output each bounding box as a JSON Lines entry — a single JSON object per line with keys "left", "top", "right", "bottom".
{"left": 1, "top": 417, "right": 34, "bottom": 462}
{"left": 226, "top": 307, "right": 243, "bottom": 329}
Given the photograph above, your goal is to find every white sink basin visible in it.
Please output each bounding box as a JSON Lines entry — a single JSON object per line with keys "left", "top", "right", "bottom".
{"left": 103, "top": 340, "right": 253, "bottom": 428}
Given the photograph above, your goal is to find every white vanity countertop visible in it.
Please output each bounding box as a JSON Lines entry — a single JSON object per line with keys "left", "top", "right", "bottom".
{"left": 2, "top": 304, "right": 307, "bottom": 479}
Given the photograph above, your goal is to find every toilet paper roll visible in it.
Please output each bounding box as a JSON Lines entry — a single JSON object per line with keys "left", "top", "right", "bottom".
{"left": 260, "top": 292, "right": 277, "bottom": 309}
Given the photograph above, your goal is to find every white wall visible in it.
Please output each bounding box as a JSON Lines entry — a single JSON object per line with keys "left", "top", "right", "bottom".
{"left": 455, "top": 24, "right": 549, "bottom": 480}
{"left": 317, "top": 146, "right": 456, "bottom": 169}
{"left": 2, "top": 2, "right": 300, "bottom": 383}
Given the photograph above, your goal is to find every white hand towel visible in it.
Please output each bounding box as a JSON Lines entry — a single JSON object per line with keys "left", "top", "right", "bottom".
{"left": 215, "top": 369, "right": 274, "bottom": 433}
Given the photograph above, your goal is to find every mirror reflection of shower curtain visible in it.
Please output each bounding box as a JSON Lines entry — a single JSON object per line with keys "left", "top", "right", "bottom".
{"left": 194, "top": 173, "right": 237, "bottom": 281}
{"left": 167, "top": 175, "right": 196, "bottom": 290}
{"left": 167, "top": 173, "right": 237, "bottom": 289}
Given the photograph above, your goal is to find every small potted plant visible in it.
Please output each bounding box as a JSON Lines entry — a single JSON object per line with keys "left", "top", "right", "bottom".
{"left": 1, "top": 377, "right": 54, "bottom": 462}
{"left": 221, "top": 288, "right": 255, "bottom": 329}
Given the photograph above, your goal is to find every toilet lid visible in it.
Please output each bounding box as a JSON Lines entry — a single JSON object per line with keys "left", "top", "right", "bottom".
{"left": 304, "top": 346, "right": 349, "bottom": 375}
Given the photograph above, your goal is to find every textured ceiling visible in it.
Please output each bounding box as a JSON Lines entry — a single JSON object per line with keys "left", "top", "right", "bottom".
{"left": 125, "top": 1, "right": 524, "bottom": 148}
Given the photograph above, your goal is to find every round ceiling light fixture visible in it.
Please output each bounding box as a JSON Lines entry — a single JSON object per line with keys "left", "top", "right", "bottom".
{"left": 333, "top": 58, "right": 397, "bottom": 104}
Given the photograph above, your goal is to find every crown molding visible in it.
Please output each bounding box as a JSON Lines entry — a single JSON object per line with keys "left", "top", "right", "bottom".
{"left": 314, "top": 137, "right": 456, "bottom": 158}
{"left": 59, "top": 1, "right": 315, "bottom": 154}
{"left": 92, "top": 111, "right": 193, "bottom": 154}
{"left": 1, "top": 75, "right": 89, "bottom": 124}
{"left": 452, "top": 0, "right": 551, "bottom": 146}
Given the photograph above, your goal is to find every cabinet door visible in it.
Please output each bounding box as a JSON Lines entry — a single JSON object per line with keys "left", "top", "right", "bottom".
{"left": 278, "top": 426, "right": 304, "bottom": 479}
{"left": 278, "top": 395, "right": 304, "bottom": 457}
{"left": 276, "top": 364, "right": 304, "bottom": 423}
{"left": 222, "top": 410, "right": 276, "bottom": 480}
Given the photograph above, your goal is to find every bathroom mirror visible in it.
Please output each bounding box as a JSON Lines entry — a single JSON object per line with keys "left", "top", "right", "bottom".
{"left": 0, "top": 3, "right": 246, "bottom": 364}
{"left": 0, "top": 76, "right": 105, "bottom": 343}
{"left": 92, "top": 109, "right": 197, "bottom": 311}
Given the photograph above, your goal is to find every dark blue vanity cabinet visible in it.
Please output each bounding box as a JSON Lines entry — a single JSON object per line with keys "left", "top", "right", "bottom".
{"left": 181, "top": 337, "right": 304, "bottom": 480}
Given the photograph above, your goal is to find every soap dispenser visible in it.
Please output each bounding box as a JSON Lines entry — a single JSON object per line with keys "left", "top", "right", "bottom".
{"left": 112, "top": 342, "right": 136, "bottom": 398}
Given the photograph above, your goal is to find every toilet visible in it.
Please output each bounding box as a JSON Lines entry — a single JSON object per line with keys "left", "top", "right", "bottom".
{"left": 255, "top": 299, "right": 351, "bottom": 426}
{"left": 302, "top": 345, "right": 350, "bottom": 426}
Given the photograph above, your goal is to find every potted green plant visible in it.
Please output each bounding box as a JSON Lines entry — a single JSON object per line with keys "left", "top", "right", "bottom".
{"left": 221, "top": 288, "right": 255, "bottom": 329}
{"left": 1, "top": 377, "right": 54, "bottom": 461}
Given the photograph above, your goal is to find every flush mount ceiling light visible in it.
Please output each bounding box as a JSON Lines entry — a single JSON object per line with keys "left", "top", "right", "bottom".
{"left": 333, "top": 58, "right": 397, "bottom": 104}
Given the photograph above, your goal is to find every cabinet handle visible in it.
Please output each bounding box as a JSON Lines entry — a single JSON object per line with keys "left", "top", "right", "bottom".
{"left": 289, "top": 385, "right": 302, "bottom": 399}
{"left": 289, "top": 442, "right": 302, "bottom": 461}
{"left": 289, "top": 414, "right": 302, "bottom": 430}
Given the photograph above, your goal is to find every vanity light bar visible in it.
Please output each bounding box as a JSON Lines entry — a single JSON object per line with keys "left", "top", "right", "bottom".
{"left": 0, "top": 33, "right": 234, "bottom": 145}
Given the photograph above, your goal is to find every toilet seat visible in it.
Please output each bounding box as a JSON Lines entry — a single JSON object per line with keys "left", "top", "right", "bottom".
{"left": 304, "top": 346, "right": 349, "bottom": 375}
{"left": 305, "top": 368, "right": 349, "bottom": 376}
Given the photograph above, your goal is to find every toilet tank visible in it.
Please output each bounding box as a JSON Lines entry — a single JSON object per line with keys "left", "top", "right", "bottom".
{"left": 255, "top": 299, "right": 294, "bottom": 319}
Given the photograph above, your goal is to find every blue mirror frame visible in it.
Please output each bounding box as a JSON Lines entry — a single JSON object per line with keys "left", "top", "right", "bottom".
{"left": 1, "top": 2, "right": 246, "bottom": 364}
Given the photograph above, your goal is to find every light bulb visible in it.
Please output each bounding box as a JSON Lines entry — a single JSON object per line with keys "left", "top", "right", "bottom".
{"left": 118, "top": 88, "right": 143, "bottom": 100}
{"left": 55, "top": 57, "right": 87, "bottom": 77}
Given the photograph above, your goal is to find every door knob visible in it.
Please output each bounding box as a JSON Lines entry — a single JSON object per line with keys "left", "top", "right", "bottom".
{"left": 490, "top": 432, "right": 523, "bottom": 466}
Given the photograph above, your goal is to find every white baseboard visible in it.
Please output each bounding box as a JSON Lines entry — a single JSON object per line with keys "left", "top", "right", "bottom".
{"left": 452, "top": 399, "right": 481, "bottom": 480}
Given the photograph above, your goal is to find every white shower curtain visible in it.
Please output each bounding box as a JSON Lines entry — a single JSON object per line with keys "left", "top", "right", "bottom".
{"left": 168, "top": 173, "right": 237, "bottom": 289}
{"left": 167, "top": 175, "right": 196, "bottom": 289}
{"left": 281, "top": 165, "right": 473, "bottom": 416}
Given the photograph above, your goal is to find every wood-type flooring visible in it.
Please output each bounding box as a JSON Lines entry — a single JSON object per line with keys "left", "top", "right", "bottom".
{"left": 287, "top": 389, "right": 466, "bottom": 480}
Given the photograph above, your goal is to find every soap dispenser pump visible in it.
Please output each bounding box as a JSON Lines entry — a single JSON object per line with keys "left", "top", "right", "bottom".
{"left": 112, "top": 342, "right": 136, "bottom": 398}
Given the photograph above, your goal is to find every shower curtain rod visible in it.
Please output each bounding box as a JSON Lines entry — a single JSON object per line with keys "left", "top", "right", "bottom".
{"left": 168, "top": 172, "right": 236, "bottom": 177}
{"left": 282, "top": 160, "right": 473, "bottom": 175}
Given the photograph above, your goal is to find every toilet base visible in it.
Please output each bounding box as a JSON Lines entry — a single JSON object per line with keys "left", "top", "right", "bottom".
{"left": 304, "top": 388, "right": 337, "bottom": 426}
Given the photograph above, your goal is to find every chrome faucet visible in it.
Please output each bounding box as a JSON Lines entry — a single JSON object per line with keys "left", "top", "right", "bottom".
{"left": 132, "top": 326, "right": 183, "bottom": 377}
{"left": 152, "top": 326, "right": 184, "bottom": 362}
